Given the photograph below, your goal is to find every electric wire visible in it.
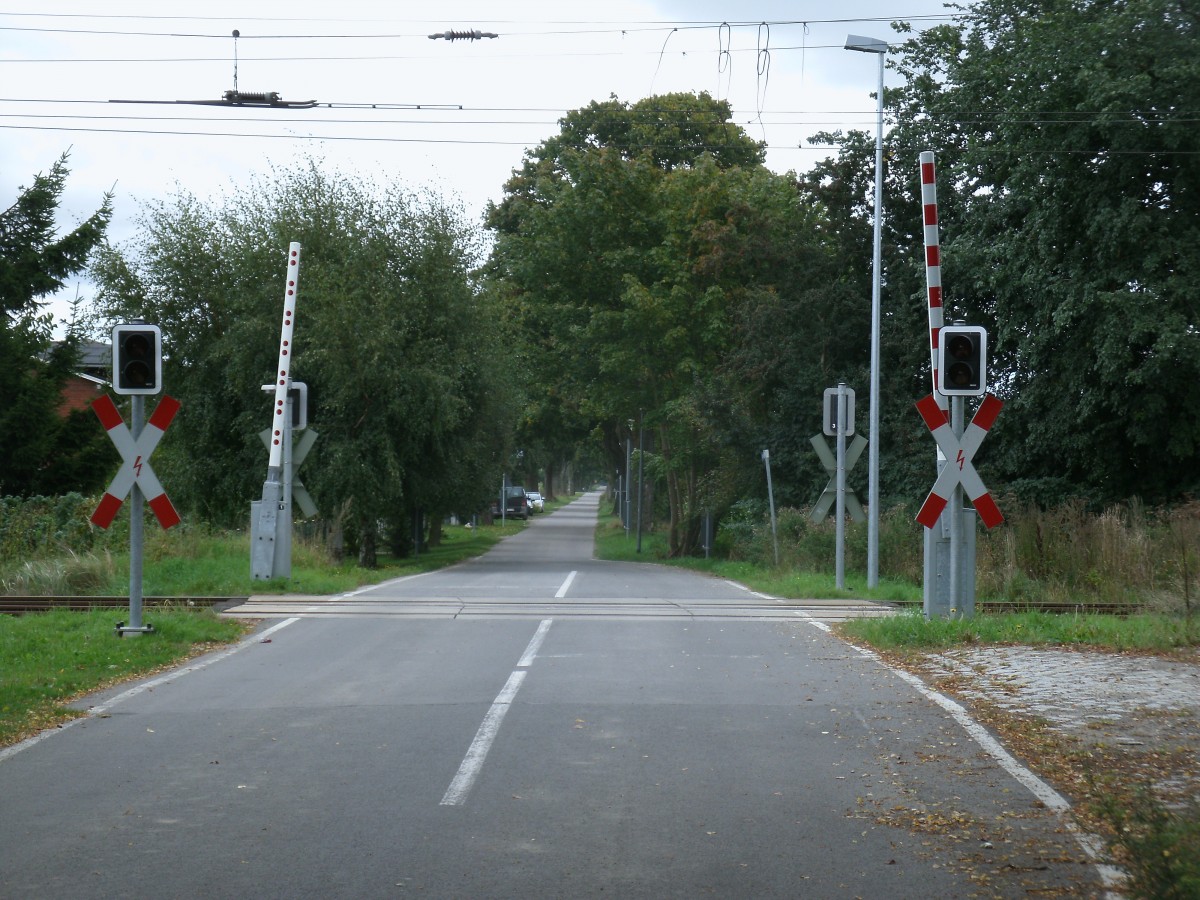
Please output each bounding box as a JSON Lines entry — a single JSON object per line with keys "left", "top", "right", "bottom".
{"left": 0, "top": 15, "right": 957, "bottom": 40}
{"left": 0, "top": 122, "right": 1192, "bottom": 156}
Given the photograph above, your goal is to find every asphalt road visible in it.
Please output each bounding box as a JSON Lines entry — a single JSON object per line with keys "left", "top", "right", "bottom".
{"left": 0, "top": 492, "right": 1107, "bottom": 898}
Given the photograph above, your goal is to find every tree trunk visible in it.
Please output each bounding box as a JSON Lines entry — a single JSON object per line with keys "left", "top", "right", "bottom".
{"left": 327, "top": 499, "right": 351, "bottom": 562}
{"left": 662, "top": 426, "right": 683, "bottom": 556}
{"left": 662, "top": 426, "right": 703, "bottom": 558}
{"left": 358, "top": 523, "right": 377, "bottom": 568}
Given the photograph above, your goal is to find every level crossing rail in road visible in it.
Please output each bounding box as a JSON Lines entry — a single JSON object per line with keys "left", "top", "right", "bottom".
{"left": 221, "top": 595, "right": 897, "bottom": 623}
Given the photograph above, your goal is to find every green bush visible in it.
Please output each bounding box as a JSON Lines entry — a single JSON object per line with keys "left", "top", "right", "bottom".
{"left": 1096, "top": 787, "right": 1200, "bottom": 899}
{"left": 0, "top": 494, "right": 127, "bottom": 562}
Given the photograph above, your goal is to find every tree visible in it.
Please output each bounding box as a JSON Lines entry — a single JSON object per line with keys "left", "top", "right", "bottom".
{"left": 880, "top": 0, "right": 1200, "bottom": 504}
{"left": 91, "top": 159, "right": 517, "bottom": 563}
{"left": 488, "top": 93, "right": 848, "bottom": 553}
{"left": 0, "top": 153, "right": 113, "bottom": 496}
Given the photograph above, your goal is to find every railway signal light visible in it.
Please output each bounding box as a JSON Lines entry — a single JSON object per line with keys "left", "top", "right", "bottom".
{"left": 112, "top": 323, "right": 162, "bottom": 395}
{"left": 938, "top": 325, "right": 987, "bottom": 397}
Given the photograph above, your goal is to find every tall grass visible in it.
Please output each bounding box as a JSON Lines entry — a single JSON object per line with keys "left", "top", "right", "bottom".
{"left": 709, "top": 497, "right": 1200, "bottom": 611}
{"left": 1096, "top": 788, "right": 1200, "bottom": 899}
{"left": 0, "top": 501, "right": 524, "bottom": 597}
{"left": 595, "top": 517, "right": 921, "bottom": 602}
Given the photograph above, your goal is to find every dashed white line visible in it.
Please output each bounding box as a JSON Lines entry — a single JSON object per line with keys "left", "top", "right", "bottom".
{"left": 439, "top": 670, "right": 527, "bottom": 807}
{"left": 440, "top": 618, "right": 554, "bottom": 807}
{"left": 555, "top": 570, "right": 578, "bottom": 599}
{"left": 518, "top": 618, "right": 554, "bottom": 668}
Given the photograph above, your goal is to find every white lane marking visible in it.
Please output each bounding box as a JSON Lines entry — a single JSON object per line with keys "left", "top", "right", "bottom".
{"left": 0, "top": 617, "right": 300, "bottom": 765}
{"left": 440, "top": 619, "right": 554, "bottom": 806}
{"left": 795, "top": 612, "right": 1125, "bottom": 895}
{"left": 333, "top": 569, "right": 437, "bottom": 601}
{"left": 518, "top": 619, "right": 553, "bottom": 668}
{"left": 440, "top": 670, "right": 527, "bottom": 806}
{"left": 728, "top": 580, "right": 778, "bottom": 603}
{"left": 555, "top": 570, "right": 578, "bottom": 599}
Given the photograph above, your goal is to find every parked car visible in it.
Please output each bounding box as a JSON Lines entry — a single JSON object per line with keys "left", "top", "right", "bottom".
{"left": 498, "top": 485, "right": 529, "bottom": 520}
{"left": 527, "top": 490, "right": 545, "bottom": 513}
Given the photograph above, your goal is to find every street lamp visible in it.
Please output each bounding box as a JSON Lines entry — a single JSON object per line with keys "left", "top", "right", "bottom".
{"left": 844, "top": 33, "right": 887, "bottom": 590}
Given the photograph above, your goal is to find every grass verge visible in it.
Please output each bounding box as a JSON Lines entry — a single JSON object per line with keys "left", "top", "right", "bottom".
{"left": 0, "top": 516, "right": 530, "bottom": 749}
{"left": 595, "top": 516, "right": 921, "bottom": 604}
{"left": 0, "top": 608, "right": 249, "bottom": 747}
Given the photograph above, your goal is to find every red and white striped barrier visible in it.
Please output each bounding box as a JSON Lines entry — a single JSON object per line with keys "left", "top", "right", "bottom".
{"left": 90, "top": 394, "right": 181, "bottom": 530}
{"left": 920, "top": 151, "right": 947, "bottom": 406}
{"left": 914, "top": 393, "right": 1004, "bottom": 530}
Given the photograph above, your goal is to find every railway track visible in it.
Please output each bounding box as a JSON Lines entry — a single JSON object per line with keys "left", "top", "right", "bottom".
{"left": 0, "top": 596, "right": 243, "bottom": 614}
{"left": 1, "top": 596, "right": 1143, "bottom": 616}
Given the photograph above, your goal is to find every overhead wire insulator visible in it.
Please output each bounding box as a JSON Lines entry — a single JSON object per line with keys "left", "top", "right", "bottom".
{"left": 224, "top": 90, "right": 280, "bottom": 105}
{"left": 428, "top": 29, "right": 498, "bottom": 41}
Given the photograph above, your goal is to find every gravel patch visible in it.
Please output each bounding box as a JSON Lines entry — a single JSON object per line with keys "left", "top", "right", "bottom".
{"left": 921, "top": 646, "right": 1200, "bottom": 800}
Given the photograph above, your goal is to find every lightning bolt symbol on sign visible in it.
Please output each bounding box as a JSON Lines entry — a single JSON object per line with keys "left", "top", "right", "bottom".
{"left": 956, "top": 449, "right": 965, "bottom": 471}
{"left": 133, "top": 454, "right": 144, "bottom": 478}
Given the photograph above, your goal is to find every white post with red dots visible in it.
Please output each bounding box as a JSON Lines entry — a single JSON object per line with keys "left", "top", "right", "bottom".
{"left": 268, "top": 244, "right": 300, "bottom": 471}
{"left": 251, "top": 243, "right": 302, "bottom": 581}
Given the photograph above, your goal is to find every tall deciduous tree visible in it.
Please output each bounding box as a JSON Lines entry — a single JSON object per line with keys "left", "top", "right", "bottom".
{"left": 489, "top": 93, "right": 850, "bottom": 554}
{"left": 879, "top": 0, "right": 1200, "bottom": 504}
{"left": 0, "top": 153, "right": 113, "bottom": 495}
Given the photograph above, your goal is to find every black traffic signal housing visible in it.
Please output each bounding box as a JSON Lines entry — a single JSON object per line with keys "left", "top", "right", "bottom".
{"left": 937, "top": 325, "right": 987, "bottom": 397}
{"left": 288, "top": 382, "right": 308, "bottom": 430}
{"left": 112, "top": 323, "right": 162, "bottom": 395}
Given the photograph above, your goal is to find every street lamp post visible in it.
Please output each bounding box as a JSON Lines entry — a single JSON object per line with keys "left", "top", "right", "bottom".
{"left": 844, "top": 34, "right": 887, "bottom": 590}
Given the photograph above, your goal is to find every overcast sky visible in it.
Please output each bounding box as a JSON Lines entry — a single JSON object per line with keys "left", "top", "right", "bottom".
{"left": 2, "top": 1, "right": 956, "bottom": 331}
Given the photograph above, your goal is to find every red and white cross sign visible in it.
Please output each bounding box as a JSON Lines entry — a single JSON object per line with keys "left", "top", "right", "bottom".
{"left": 915, "top": 393, "right": 1004, "bottom": 530}
{"left": 90, "top": 394, "right": 181, "bottom": 530}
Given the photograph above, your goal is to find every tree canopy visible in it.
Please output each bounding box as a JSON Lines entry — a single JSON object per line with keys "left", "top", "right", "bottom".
{"left": 876, "top": 0, "right": 1200, "bottom": 504}
{"left": 91, "top": 159, "right": 519, "bottom": 563}
{"left": 488, "top": 93, "right": 860, "bottom": 553}
{"left": 0, "top": 153, "right": 114, "bottom": 496}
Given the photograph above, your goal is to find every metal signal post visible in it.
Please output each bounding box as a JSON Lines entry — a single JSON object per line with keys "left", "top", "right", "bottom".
{"left": 93, "top": 323, "right": 178, "bottom": 636}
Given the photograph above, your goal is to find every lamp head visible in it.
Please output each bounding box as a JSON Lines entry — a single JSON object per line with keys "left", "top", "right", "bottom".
{"left": 845, "top": 34, "right": 888, "bottom": 54}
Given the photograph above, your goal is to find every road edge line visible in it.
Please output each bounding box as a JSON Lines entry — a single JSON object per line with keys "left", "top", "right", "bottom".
{"left": 0, "top": 617, "right": 299, "bottom": 765}
{"left": 795, "top": 613, "right": 1125, "bottom": 896}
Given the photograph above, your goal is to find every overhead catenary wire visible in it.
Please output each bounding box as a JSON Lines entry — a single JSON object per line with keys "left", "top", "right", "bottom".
{"left": 2, "top": 97, "right": 1190, "bottom": 130}
{"left": 0, "top": 121, "right": 1192, "bottom": 156}
{"left": 4, "top": 96, "right": 1192, "bottom": 122}
{"left": 0, "top": 41, "right": 901, "bottom": 65}
{"left": 0, "top": 1, "right": 1186, "bottom": 163}
{"left": 0, "top": 15, "right": 958, "bottom": 40}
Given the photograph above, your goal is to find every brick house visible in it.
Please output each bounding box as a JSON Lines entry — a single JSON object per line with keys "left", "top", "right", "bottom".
{"left": 55, "top": 340, "right": 110, "bottom": 417}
